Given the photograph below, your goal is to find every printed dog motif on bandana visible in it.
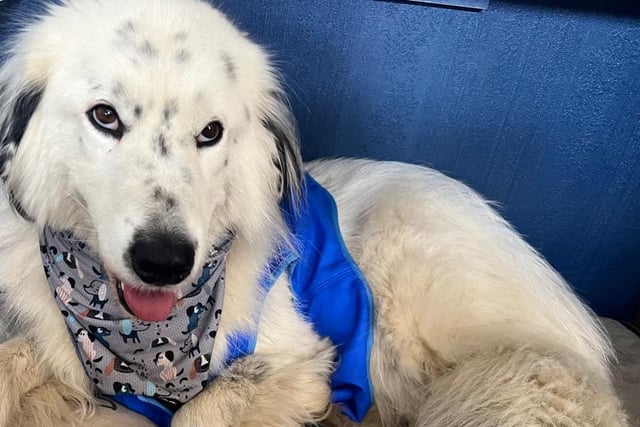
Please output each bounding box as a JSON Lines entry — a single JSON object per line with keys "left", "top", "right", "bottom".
{"left": 40, "top": 227, "right": 232, "bottom": 409}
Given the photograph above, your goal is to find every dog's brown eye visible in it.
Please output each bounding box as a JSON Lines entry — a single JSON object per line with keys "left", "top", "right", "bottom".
{"left": 87, "top": 104, "right": 124, "bottom": 138}
{"left": 94, "top": 105, "right": 117, "bottom": 126}
{"left": 196, "top": 121, "right": 223, "bottom": 147}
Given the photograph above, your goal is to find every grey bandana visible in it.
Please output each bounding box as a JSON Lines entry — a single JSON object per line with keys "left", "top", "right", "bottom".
{"left": 39, "top": 227, "right": 232, "bottom": 409}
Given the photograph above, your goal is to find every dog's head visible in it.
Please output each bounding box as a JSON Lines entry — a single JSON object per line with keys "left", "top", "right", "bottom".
{"left": 0, "top": 0, "right": 302, "bottom": 320}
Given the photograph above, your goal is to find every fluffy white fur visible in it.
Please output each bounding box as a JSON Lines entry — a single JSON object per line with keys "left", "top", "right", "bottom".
{"left": 0, "top": 0, "right": 628, "bottom": 426}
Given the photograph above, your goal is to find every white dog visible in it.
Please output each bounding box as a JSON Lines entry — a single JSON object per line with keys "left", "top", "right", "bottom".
{"left": 0, "top": 1, "right": 628, "bottom": 426}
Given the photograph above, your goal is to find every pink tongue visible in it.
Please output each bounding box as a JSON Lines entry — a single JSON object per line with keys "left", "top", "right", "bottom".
{"left": 122, "top": 283, "right": 175, "bottom": 322}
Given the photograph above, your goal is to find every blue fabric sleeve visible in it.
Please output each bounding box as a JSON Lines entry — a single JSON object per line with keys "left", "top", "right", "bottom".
{"left": 287, "top": 175, "right": 375, "bottom": 422}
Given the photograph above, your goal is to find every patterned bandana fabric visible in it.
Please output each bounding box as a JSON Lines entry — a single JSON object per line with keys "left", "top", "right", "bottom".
{"left": 39, "top": 227, "right": 232, "bottom": 410}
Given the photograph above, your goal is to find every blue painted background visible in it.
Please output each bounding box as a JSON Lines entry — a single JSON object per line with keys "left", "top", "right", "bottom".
{"left": 215, "top": 0, "right": 640, "bottom": 321}
{"left": 2, "top": 0, "right": 640, "bottom": 320}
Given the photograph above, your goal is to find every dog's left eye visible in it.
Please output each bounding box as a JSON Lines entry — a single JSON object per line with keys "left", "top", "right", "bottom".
{"left": 196, "top": 121, "right": 224, "bottom": 147}
{"left": 87, "top": 104, "right": 124, "bottom": 139}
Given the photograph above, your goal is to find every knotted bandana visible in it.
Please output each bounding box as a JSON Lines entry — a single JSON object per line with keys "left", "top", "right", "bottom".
{"left": 40, "top": 227, "right": 232, "bottom": 410}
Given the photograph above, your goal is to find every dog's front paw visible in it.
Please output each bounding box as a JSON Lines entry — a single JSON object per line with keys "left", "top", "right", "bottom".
{"left": 172, "top": 357, "right": 267, "bottom": 427}
{"left": 0, "top": 337, "right": 98, "bottom": 426}
{"left": 0, "top": 337, "right": 42, "bottom": 387}
{"left": 173, "top": 345, "right": 335, "bottom": 427}
{"left": 0, "top": 337, "right": 44, "bottom": 424}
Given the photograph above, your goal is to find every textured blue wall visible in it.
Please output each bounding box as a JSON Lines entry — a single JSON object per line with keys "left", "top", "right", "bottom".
{"left": 214, "top": 0, "right": 640, "bottom": 320}
{"left": 2, "top": 1, "right": 639, "bottom": 320}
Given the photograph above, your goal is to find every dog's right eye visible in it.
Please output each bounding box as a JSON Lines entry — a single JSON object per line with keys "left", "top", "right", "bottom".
{"left": 87, "top": 104, "right": 124, "bottom": 139}
{"left": 196, "top": 121, "right": 224, "bottom": 147}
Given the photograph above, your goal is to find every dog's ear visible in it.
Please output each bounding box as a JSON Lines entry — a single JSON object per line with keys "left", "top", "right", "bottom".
{"left": 0, "top": 84, "right": 45, "bottom": 179}
{"left": 0, "top": 4, "right": 55, "bottom": 176}
{"left": 0, "top": 59, "right": 46, "bottom": 220}
{"left": 0, "top": 5, "right": 56, "bottom": 220}
{"left": 262, "top": 91, "right": 303, "bottom": 206}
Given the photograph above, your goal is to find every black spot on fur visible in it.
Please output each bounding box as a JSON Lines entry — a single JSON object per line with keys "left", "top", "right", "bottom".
{"left": 226, "top": 358, "right": 269, "bottom": 384}
{"left": 115, "top": 21, "right": 137, "bottom": 46}
{"left": 175, "top": 49, "right": 191, "bottom": 63}
{"left": 138, "top": 40, "right": 158, "bottom": 58}
{"left": 112, "top": 82, "right": 125, "bottom": 98}
{"left": 165, "top": 196, "right": 176, "bottom": 210}
{"left": 155, "top": 134, "right": 169, "bottom": 157}
{"left": 181, "top": 168, "right": 193, "bottom": 185}
{"left": 134, "top": 105, "right": 142, "bottom": 118}
{"left": 163, "top": 100, "right": 178, "bottom": 122}
{"left": 220, "top": 52, "right": 237, "bottom": 81}
{"left": 247, "top": 362, "right": 268, "bottom": 383}
{"left": 118, "top": 20, "right": 137, "bottom": 36}
{"left": 153, "top": 187, "right": 177, "bottom": 210}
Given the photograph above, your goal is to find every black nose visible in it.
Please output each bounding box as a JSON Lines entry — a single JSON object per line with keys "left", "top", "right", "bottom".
{"left": 128, "top": 232, "right": 195, "bottom": 285}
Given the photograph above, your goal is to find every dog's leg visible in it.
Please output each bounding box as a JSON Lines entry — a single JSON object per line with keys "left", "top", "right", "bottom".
{"left": 0, "top": 337, "right": 43, "bottom": 425}
{"left": 174, "top": 345, "right": 334, "bottom": 427}
{"left": 173, "top": 277, "right": 336, "bottom": 427}
{"left": 0, "top": 227, "right": 95, "bottom": 425}
{"left": 416, "top": 347, "right": 628, "bottom": 427}
{"left": 0, "top": 336, "right": 107, "bottom": 427}
{"left": 2, "top": 291, "right": 94, "bottom": 414}
{"left": 0, "top": 336, "right": 100, "bottom": 427}
{"left": 356, "top": 218, "right": 629, "bottom": 426}
{"left": 0, "top": 331, "right": 161, "bottom": 427}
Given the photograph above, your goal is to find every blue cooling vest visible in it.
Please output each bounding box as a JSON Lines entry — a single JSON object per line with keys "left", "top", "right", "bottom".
{"left": 115, "top": 175, "right": 375, "bottom": 425}
{"left": 288, "top": 175, "right": 375, "bottom": 421}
